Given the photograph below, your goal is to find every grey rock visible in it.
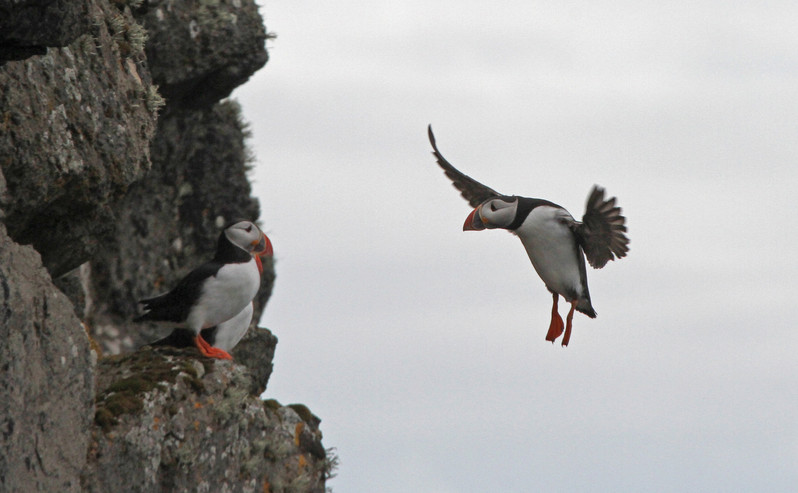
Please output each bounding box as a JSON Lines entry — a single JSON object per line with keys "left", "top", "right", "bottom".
{"left": 83, "top": 347, "right": 333, "bottom": 493}
{"left": 0, "top": 1, "right": 159, "bottom": 277}
{"left": 53, "top": 263, "right": 92, "bottom": 320}
{"left": 0, "top": 0, "right": 90, "bottom": 63}
{"left": 139, "top": 0, "right": 270, "bottom": 108}
{"left": 0, "top": 223, "right": 95, "bottom": 493}
{"left": 232, "top": 327, "right": 278, "bottom": 395}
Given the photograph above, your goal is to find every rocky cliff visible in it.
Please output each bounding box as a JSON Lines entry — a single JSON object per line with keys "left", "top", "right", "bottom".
{"left": 0, "top": 0, "right": 333, "bottom": 491}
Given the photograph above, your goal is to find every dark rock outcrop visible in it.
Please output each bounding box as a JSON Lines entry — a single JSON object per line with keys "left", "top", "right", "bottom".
{"left": 231, "top": 327, "right": 279, "bottom": 396}
{"left": 140, "top": 0, "right": 270, "bottom": 108}
{"left": 0, "top": 223, "right": 94, "bottom": 493}
{"left": 0, "top": 0, "right": 90, "bottom": 63}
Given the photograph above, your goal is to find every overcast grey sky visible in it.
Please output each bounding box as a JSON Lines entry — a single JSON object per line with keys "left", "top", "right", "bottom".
{"left": 233, "top": 1, "right": 798, "bottom": 491}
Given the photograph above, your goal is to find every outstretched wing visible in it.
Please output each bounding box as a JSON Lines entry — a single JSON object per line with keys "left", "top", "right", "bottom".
{"left": 572, "top": 185, "right": 629, "bottom": 269}
{"left": 428, "top": 125, "right": 502, "bottom": 207}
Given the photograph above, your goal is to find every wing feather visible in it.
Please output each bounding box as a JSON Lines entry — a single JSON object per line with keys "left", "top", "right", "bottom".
{"left": 428, "top": 125, "right": 502, "bottom": 207}
{"left": 572, "top": 185, "right": 630, "bottom": 268}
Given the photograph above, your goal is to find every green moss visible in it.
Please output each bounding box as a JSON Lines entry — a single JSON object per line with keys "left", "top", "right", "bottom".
{"left": 104, "top": 390, "right": 144, "bottom": 414}
{"left": 287, "top": 404, "right": 318, "bottom": 425}
{"left": 262, "top": 398, "right": 282, "bottom": 412}
{"left": 106, "top": 376, "right": 161, "bottom": 394}
{"left": 93, "top": 347, "right": 213, "bottom": 433}
{"left": 94, "top": 408, "right": 116, "bottom": 433}
{"left": 179, "top": 362, "right": 198, "bottom": 379}
{"left": 180, "top": 363, "right": 205, "bottom": 393}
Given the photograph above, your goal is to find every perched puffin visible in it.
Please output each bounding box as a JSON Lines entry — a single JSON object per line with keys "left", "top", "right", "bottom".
{"left": 428, "top": 126, "right": 629, "bottom": 346}
{"left": 149, "top": 243, "right": 272, "bottom": 355}
{"left": 135, "top": 220, "right": 273, "bottom": 359}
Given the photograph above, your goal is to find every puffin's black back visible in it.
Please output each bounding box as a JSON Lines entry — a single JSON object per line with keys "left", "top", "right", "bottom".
{"left": 506, "top": 197, "right": 562, "bottom": 230}
{"left": 135, "top": 223, "right": 253, "bottom": 324}
{"left": 134, "top": 262, "right": 226, "bottom": 323}
{"left": 145, "top": 232, "right": 243, "bottom": 346}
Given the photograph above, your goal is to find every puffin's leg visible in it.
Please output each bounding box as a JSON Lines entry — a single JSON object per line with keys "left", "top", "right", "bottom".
{"left": 561, "top": 300, "right": 577, "bottom": 347}
{"left": 194, "top": 334, "right": 233, "bottom": 360}
{"left": 545, "top": 292, "right": 564, "bottom": 343}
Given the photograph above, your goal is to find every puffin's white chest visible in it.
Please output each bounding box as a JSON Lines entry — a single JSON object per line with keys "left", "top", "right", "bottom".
{"left": 212, "top": 302, "right": 254, "bottom": 352}
{"left": 514, "top": 206, "right": 585, "bottom": 299}
{"left": 188, "top": 258, "right": 260, "bottom": 330}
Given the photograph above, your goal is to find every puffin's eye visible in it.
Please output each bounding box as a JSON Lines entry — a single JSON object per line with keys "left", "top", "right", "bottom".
{"left": 490, "top": 202, "right": 498, "bottom": 212}
{"left": 245, "top": 225, "right": 253, "bottom": 233}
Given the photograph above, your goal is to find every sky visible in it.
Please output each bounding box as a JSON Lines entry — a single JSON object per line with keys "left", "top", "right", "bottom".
{"left": 233, "top": 1, "right": 798, "bottom": 491}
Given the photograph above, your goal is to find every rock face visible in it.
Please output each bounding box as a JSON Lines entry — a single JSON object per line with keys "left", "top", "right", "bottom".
{"left": 0, "top": 0, "right": 158, "bottom": 277}
{"left": 0, "top": 223, "right": 94, "bottom": 493}
{"left": 0, "top": 0, "right": 332, "bottom": 490}
{"left": 83, "top": 348, "right": 331, "bottom": 493}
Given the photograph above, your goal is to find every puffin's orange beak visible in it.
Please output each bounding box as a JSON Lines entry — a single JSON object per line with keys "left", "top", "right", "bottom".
{"left": 254, "top": 233, "right": 272, "bottom": 275}
{"left": 251, "top": 232, "right": 273, "bottom": 257}
{"left": 463, "top": 205, "right": 486, "bottom": 231}
{"left": 259, "top": 233, "right": 273, "bottom": 257}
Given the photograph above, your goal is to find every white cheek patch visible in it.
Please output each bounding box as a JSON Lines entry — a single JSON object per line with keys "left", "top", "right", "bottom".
{"left": 224, "top": 222, "right": 260, "bottom": 251}
{"left": 482, "top": 200, "right": 518, "bottom": 228}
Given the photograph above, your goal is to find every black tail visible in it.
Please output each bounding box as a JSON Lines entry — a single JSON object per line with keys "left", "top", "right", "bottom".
{"left": 576, "top": 296, "right": 597, "bottom": 318}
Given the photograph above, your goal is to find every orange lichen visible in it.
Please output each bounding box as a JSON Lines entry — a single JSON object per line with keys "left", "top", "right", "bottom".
{"left": 294, "top": 422, "right": 304, "bottom": 447}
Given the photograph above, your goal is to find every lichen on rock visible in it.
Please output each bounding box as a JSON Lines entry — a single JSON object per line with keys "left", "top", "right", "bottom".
{"left": 0, "top": 0, "right": 159, "bottom": 277}
{"left": 83, "top": 347, "right": 333, "bottom": 493}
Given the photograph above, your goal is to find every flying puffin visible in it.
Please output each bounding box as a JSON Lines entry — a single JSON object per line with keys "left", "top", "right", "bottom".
{"left": 135, "top": 220, "right": 273, "bottom": 360}
{"left": 428, "top": 126, "right": 629, "bottom": 346}
{"left": 149, "top": 242, "right": 272, "bottom": 355}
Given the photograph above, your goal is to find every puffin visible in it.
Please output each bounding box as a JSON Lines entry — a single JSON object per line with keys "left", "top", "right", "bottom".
{"left": 149, "top": 243, "right": 272, "bottom": 355}
{"left": 135, "top": 220, "right": 273, "bottom": 359}
{"left": 428, "top": 126, "right": 629, "bottom": 346}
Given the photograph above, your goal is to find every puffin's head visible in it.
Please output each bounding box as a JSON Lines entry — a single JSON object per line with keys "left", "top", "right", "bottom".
{"left": 224, "top": 220, "right": 271, "bottom": 254}
{"left": 463, "top": 196, "right": 519, "bottom": 231}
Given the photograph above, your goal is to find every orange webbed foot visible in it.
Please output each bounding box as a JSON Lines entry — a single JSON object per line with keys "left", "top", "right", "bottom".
{"left": 561, "top": 300, "right": 577, "bottom": 347}
{"left": 194, "top": 334, "right": 233, "bottom": 360}
{"left": 545, "top": 293, "right": 564, "bottom": 343}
